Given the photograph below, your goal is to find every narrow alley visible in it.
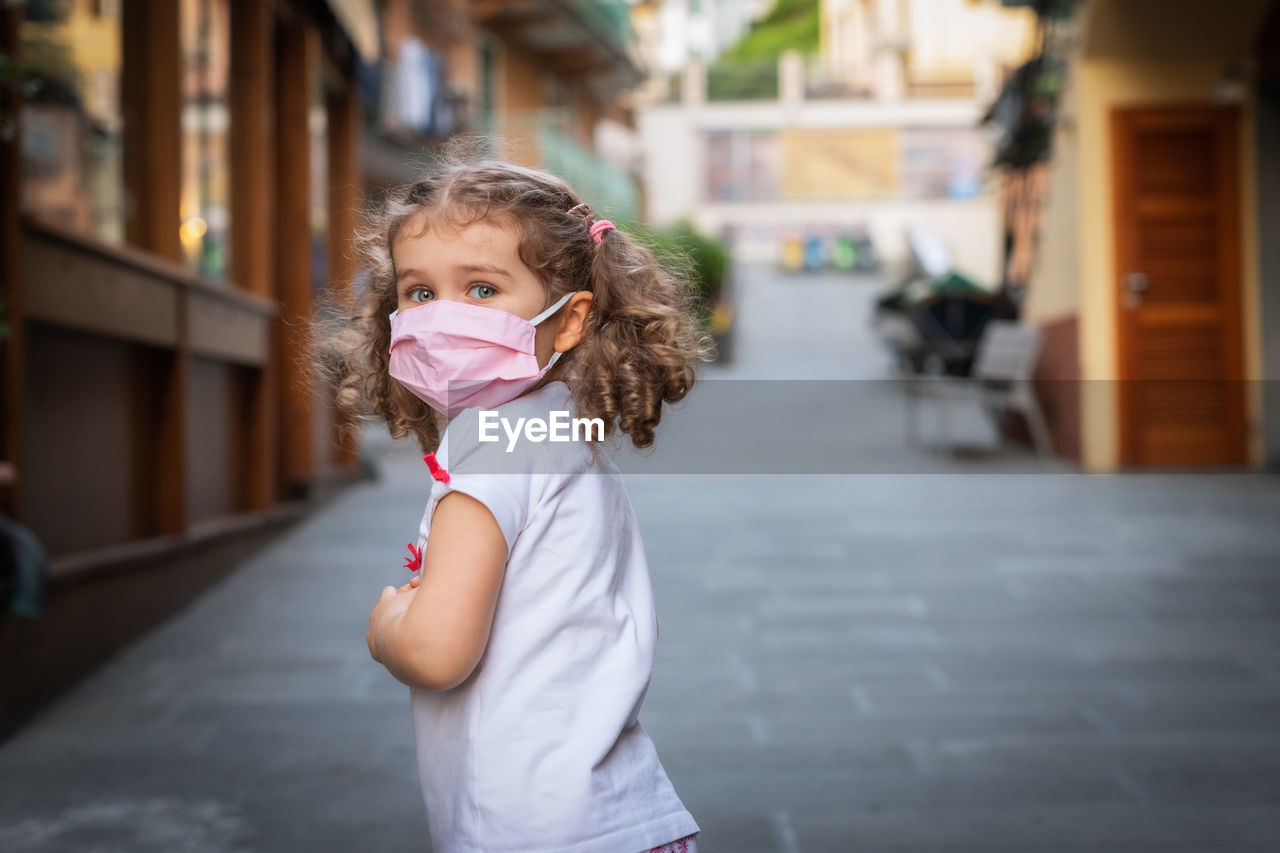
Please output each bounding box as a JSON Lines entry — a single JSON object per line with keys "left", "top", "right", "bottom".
{"left": 1, "top": 265, "right": 1278, "bottom": 851}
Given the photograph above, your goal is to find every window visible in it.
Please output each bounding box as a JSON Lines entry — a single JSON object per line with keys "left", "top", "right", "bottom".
{"left": 20, "top": 0, "right": 125, "bottom": 245}
{"left": 479, "top": 37, "right": 496, "bottom": 129}
{"left": 900, "top": 127, "right": 987, "bottom": 199}
{"left": 705, "top": 130, "right": 779, "bottom": 202}
{"left": 180, "top": 0, "right": 231, "bottom": 278}
{"left": 310, "top": 72, "right": 328, "bottom": 294}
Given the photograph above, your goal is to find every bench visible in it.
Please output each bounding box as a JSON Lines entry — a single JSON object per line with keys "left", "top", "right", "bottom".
{"left": 903, "top": 320, "right": 1053, "bottom": 456}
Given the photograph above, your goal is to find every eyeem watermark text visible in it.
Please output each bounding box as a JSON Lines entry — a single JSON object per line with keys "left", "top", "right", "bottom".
{"left": 479, "top": 410, "right": 605, "bottom": 452}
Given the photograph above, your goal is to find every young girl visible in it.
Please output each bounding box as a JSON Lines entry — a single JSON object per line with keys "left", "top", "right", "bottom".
{"left": 332, "top": 157, "right": 708, "bottom": 853}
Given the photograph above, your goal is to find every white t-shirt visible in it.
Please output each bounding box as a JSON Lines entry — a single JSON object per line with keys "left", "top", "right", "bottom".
{"left": 409, "top": 380, "right": 699, "bottom": 853}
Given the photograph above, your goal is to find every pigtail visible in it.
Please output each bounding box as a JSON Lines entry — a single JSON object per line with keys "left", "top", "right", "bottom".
{"left": 567, "top": 228, "right": 713, "bottom": 450}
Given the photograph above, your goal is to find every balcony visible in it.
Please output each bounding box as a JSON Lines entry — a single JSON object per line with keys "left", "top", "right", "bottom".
{"left": 472, "top": 0, "right": 643, "bottom": 102}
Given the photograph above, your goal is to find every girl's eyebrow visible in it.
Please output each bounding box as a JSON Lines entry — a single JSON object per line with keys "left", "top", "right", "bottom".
{"left": 457, "top": 262, "right": 511, "bottom": 278}
{"left": 395, "top": 267, "right": 425, "bottom": 282}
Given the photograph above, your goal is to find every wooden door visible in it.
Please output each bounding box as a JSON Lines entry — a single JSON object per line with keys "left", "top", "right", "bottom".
{"left": 1112, "top": 106, "right": 1247, "bottom": 466}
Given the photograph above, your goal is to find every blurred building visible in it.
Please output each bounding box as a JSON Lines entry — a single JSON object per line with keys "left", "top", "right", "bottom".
{"left": 359, "top": 0, "right": 642, "bottom": 216}
{"left": 648, "top": 0, "right": 774, "bottom": 69}
{"left": 0, "top": 0, "right": 645, "bottom": 736}
{"left": 4, "top": 0, "right": 377, "bottom": 551}
{"left": 0, "top": 0, "right": 372, "bottom": 737}
{"left": 636, "top": 0, "right": 1037, "bottom": 281}
{"left": 1019, "top": 0, "right": 1280, "bottom": 470}
{"left": 462, "top": 0, "right": 644, "bottom": 221}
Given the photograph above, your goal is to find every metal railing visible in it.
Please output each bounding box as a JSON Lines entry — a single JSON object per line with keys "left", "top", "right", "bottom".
{"left": 561, "top": 0, "right": 636, "bottom": 63}
{"left": 485, "top": 110, "right": 639, "bottom": 223}
{"left": 804, "top": 58, "right": 873, "bottom": 100}
{"left": 706, "top": 59, "right": 780, "bottom": 102}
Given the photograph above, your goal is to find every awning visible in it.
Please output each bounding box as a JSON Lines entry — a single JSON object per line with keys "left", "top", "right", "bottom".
{"left": 1080, "top": 0, "right": 1273, "bottom": 61}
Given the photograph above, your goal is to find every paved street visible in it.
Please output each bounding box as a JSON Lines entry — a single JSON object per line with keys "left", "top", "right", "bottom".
{"left": 2, "top": 266, "right": 1279, "bottom": 851}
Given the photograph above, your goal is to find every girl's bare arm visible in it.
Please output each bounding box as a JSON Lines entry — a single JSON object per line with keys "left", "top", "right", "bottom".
{"left": 370, "top": 491, "right": 508, "bottom": 691}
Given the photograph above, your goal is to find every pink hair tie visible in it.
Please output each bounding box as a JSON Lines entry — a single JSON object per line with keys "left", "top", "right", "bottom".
{"left": 589, "top": 220, "right": 616, "bottom": 244}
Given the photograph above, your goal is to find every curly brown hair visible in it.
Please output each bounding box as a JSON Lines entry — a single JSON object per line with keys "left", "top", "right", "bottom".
{"left": 316, "top": 152, "right": 714, "bottom": 454}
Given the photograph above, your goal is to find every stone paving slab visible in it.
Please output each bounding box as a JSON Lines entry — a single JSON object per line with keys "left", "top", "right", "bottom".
{"left": 633, "top": 472, "right": 1280, "bottom": 852}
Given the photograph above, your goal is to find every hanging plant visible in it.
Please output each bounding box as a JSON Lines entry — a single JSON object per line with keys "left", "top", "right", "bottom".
{"left": 0, "top": 50, "right": 20, "bottom": 144}
{"left": 979, "top": 0, "right": 1080, "bottom": 169}
{"left": 0, "top": 45, "right": 51, "bottom": 144}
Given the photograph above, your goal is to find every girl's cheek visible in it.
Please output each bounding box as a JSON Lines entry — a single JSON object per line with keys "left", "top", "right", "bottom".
{"left": 533, "top": 323, "right": 559, "bottom": 364}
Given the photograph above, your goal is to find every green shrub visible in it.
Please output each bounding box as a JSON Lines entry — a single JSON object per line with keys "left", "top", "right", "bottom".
{"left": 720, "top": 0, "right": 820, "bottom": 62}
{"left": 706, "top": 0, "right": 818, "bottom": 102}
{"left": 630, "top": 220, "right": 730, "bottom": 337}
{"left": 707, "top": 60, "right": 779, "bottom": 101}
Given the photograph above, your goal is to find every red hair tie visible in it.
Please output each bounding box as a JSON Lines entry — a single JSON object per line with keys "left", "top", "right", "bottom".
{"left": 423, "top": 453, "right": 450, "bottom": 484}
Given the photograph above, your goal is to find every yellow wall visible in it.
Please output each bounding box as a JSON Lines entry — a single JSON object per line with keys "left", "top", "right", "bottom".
{"left": 780, "top": 128, "right": 898, "bottom": 200}
{"left": 498, "top": 41, "right": 545, "bottom": 168}
{"left": 905, "top": 0, "right": 1037, "bottom": 77}
{"left": 1068, "top": 59, "right": 1263, "bottom": 470}
{"left": 1024, "top": 80, "right": 1081, "bottom": 325}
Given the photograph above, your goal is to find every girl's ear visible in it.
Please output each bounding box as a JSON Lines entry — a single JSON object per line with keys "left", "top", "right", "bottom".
{"left": 553, "top": 292, "right": 594, "bottom": 353}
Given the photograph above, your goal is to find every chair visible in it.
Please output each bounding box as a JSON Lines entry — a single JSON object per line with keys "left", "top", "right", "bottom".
{"left": 903, "top": 320, "right": 1053, "bottom": 456}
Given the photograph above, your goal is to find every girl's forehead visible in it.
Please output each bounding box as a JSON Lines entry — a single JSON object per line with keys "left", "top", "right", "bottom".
{"left": 394, "top": 214, "right": 521, "bottom": 257}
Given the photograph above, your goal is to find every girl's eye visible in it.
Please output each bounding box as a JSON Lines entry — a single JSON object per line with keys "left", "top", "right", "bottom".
{"left": 408, "top": 288, "right": 434, "bottom": 303}
{"left": 468, "top": 283, "right": 496, "bottom": 299}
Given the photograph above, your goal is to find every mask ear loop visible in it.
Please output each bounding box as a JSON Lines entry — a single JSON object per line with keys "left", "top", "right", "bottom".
{"left": 530, "top": 291, "right": 576, "bottom": 326}
{"left": 531, "top": 291, "right": 583, "bottom": 373}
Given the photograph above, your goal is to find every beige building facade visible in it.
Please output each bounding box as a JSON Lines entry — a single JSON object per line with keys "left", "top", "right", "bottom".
{"left": 638, "top": 0, "right": 1037, "bottom": 278}
{"left": 1023, "top": 0, "right": 1280, "bottom": 470}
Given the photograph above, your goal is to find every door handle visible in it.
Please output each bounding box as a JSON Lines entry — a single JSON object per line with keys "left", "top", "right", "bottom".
{"left": 1123, "top": 272, "right": 1148, "bottom": 310}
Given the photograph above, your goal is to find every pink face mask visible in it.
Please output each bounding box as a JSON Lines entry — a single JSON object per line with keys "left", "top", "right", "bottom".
{"left": 388, "top": 292, "right": 576, "bottom": 418}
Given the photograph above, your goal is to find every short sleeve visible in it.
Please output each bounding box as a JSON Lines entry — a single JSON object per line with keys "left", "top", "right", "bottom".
{"left": 428, "top": 407, "right": 534, "bottom": 557}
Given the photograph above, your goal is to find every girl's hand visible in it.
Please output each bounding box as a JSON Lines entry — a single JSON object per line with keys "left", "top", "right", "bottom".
{"left": 396, "top": 575, "right": 421, "bottom": 594}
{"left": 367, "top": 584, "right": 415, "bottom": 664}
